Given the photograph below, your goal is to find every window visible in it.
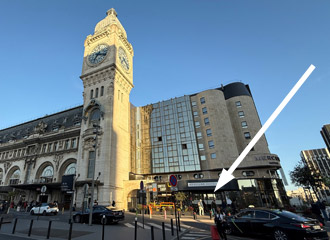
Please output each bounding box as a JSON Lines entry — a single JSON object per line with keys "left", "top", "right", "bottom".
{"left": 200, "top": 155, "right": 206, "bottom": 161}
{"left": 41, "top": 166, "right": 54, "bottom": 178}
{"left": 71, "top": 138, "right": 77, "bottom": 148}
{"left": 211, "top": 153, "right": 216, "bottom": 159}
{"left": 198, "top": 144, "right": 204, "bottom": 150}
{"left": 54, "top": 142, "right": 58, "bottom": 151}
{"left": 206, "top": 129, "right": 212, "bottom": 137}
{"left": 204, "top": 118, "right": 210, "bottom": 126}
{"left": 90, "top": 109, "right": 101, "bottom": 125}
{"left": 238, "top": 111, "right": 244, "bottom": 118}
{"left": 65, "top": 163, "right": 76, "bottom": 175}
{"left": 191, "top": 101, "right": 197, "bottom": 107}
{"left": 195, "top": 121, "right": 200, "bottom": 128}
{"left": 95, "top": 88, "right": 99, "bottom": 98}
{"left": 235, "top": 101, "right": 241, "bottom": 107}
{"left": 90, "top": 89, "right": 94, "bottom": 99}
{"left": 200, "top": 97, "right": 205, "bottom": 104}
{"left": 242, "top": 171, "right": 255, "bottom": 177}
{"left": 244, "top": 132, "right": 251, "bottom": 139}
{"left": 255, "top": 211, "right": 270, "bottom": 219}
{"left": 208, "top": 140, "right": 215, "bottom": 149}
{"left": 87, "top": 151, "right": 96, "bottom": 178}
{"left": 158, "top": 136, "right": 162, "bottom": 141}
{"left": 193, "top": 111, "right": 198, "bottom": 117}
{"left": 101, "top": 86, "right": 104, "bottom": 96}
{"left": 196, "top": 132, "right": 202, "bottom": 139}
{"left": 202, "top": 107, "right": 207, "bottom": 115}
{"left": 238, "top": 211, "right": 254, "bottom": 219}
{"left": 182, "top": 144, "right": 187, "bottom": 149}
{"left": 241, "top": 121, "right": 248, "bottom": 128}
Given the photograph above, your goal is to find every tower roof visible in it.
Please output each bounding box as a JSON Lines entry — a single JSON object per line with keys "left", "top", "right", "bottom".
{"left": 94, "top": 8, "right": 127, "bottom": 38}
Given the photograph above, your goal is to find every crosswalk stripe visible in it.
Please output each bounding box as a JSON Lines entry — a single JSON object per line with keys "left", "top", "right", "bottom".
{"left": 181, "top": 237, "right": 195, "bottom": 240}
{"left": 164, "top": 223, "right": 186, "bottom": 231}
{"left": 185, "top": 233, "right": 208, "bottom": 237}
{"left": 136, "top": 222, "right": 151, "bottom": 229}
{"left": 124, "top": 223, "right": 134, "bottom": 228}
{"left": 148, "top": 223, "right": 171, "bottom": 231}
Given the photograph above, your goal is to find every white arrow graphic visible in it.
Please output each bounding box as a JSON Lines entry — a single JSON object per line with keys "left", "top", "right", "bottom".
{"left": 214, "top": 64, "right": 316, "bottom": 192}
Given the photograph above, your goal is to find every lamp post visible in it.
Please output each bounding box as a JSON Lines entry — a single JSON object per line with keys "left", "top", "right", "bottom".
{"left": 89, "top": 124, "right": 100, "bottom": 226}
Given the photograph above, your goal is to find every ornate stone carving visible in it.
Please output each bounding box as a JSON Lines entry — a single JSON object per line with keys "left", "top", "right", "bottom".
{"left": 34, "top": 121, "right": 48, "bottom": 134}
{"left": 4, "top": 162, "right": 11, "bottom": 174}
{"left": 24, "top": 157, "right": 37, "bottom": 170}
{"left": 53, "top": 154, "right": 64, "bottom": 171}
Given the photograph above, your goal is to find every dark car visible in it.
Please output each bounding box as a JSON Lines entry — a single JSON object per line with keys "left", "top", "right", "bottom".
{"left": 73, "top": 205, "right": 124, "bottom": 224}
{"left": 226, "top": 208, "right": 328, "bottom": 240}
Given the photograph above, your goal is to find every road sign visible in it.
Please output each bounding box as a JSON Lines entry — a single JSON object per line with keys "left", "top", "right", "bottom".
{"left": 169, "top": 175, "right": 177, "bottom": 187}
{"left": 41, "top": 185, "right": 47, "bottom": 193}
{"left": 171, "top": 187, "right": 178, "bottom": 192}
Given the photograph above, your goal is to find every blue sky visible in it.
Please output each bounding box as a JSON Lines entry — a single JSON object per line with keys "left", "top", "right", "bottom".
{"left": 1, "top": 0, "right": 329, "bottom": 190}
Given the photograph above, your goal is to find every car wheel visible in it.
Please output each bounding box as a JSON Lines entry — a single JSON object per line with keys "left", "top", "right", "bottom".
{"left": 225, "top": 226, "right": 232, "bottom": 235}
{"left": 42, "top": 211, "right": 47, "bottom": 216}
{"left": 74, "top": 215, "right": 81, "bottom": 223}
{"left": 273, "top": 229, "right": 289, "bottom": 240}
{"left": 30, "top": 210, "right": 34, "bottom": 215}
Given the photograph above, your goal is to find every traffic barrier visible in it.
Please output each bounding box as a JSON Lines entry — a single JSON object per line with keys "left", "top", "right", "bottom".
{"left": 47, "top": 221, "right": 52, "bottom": 239}
{"left": 102, "top": 215, "right": 105, "bottom": 240}
{"left": 12, "top": 218, "right": 17, "bottom": 234}
{"left": 171, "top": 218, "right": 174, "bottom": 236}
{"left": 134, "top": 220, "right": 137, "bottom": 240}
{"left": 162, "top": 222, "right": 166, "bottom": 240}
{"left": 68, "top": 222, "right": 73, "bottom": 240}
{"left": 150, "top": 226, "right": 154, "bottom": 240}
{"left": 28, "top": 219, "right": 33, "bottom": 236}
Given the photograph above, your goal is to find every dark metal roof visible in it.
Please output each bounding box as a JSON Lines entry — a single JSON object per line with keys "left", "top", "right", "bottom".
{"left": 218, "top": 82, "right": 252, "bottom": 100}
{"left": 0, "top": 106, "right": 83, "bottom": 144}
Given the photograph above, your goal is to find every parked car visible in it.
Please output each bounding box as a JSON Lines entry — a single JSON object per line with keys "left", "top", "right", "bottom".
{"left": 73, "top": 205, "right": 125, "bottom": 224}
{"left": 226, "top": 208, "right": 328, "bottom": 240}
{"left": 30, "top": 203, "right": 59, "bottom": 216}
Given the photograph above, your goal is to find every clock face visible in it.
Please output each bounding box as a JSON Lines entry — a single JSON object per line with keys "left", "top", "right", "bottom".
{"left": 88, "top": 44, "right": 109, "bottom": 65}
{"left": 118, "top": 47, "right": 129, "bottom": 71}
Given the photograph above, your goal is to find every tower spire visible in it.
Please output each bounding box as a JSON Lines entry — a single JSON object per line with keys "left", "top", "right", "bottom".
{"left": 106, "top": 8, "right": 117, "bottom": 17}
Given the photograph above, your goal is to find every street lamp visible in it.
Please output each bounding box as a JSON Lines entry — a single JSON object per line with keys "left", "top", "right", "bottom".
{"left": 89, "top": 124, "right": 101, "bottom": 226}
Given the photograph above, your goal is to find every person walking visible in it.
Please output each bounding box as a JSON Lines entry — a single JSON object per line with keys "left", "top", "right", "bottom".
{"left": 198, "top": 199, "right": 204, "bottom": 216}
{"left": 214, "top": 207, "right": 227, "bottom": 240}
{"left": 211, "top": 199, "right": 217, "bottom": 216}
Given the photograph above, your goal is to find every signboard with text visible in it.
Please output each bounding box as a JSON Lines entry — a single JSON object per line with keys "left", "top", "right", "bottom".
{"left": 61, "top": 174, "right": 75, "bottom": 192}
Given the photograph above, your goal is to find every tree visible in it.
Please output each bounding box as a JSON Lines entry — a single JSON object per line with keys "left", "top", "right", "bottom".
{"left": 290, "top": 161, "right": 323, "bottom": 201}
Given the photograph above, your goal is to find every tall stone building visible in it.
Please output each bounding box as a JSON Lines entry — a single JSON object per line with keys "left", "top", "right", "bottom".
{"left": 0, "top": 9, "right": 288, "bottom": 210}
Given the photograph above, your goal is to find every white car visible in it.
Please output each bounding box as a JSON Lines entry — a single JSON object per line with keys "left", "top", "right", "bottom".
{"left": 30, "top": 203, "right": 59, "bottom": 215}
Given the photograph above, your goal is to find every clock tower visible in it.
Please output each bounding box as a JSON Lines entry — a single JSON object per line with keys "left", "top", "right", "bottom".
{"left": 77, "top": 8, "right": 133, "bottom": 208}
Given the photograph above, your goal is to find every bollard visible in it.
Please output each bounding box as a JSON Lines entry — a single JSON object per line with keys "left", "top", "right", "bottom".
{"left": 134, "top": 220, "right": 137, "bottom": 240}
{"left": 0, "top": 217, "right": 3, "bottom": 230}
{"left": 47, "top": 221, "right": 52, "bottom": 239}
{"left": 171, "top": 218, "right": 174, "bottom": 236}
{"left": 68, "top": 222, "right": 73, "bottom": 240}
{"left": 150, "top": 226, "right": 154, "bottom": 240}
{"left": 12, "top": 218, "right": 18, "bottom": 234}
{"left": 28, "top": 219, "right": 34, "bottom": 236}
{"left": 102, "top": 215, "right": 105, "bottom": 240}
{"left": 162, "top": 222, "right": 166, "bottom": 240}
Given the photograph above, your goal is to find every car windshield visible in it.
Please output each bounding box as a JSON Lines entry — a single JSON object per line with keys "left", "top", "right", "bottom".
{"left": 272, "top": 210, "right": 308, "bottom": 221}
{"left": 48, "top": 203, "right": 57, "bottom": 208}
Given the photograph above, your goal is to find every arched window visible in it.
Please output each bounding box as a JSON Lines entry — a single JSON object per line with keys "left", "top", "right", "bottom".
{"left": 90, "top": 109, "right": 100, "bottom": 125}
{"left": 90, "top": 89, "right": 94, "bottom": 99}
{"left": 101, "top": 86, "right": 104, "bottom": 96}
{"left": 65, "top": 163, "right": 76, "bottom": 175}
{"left": 0, "top": 169, "right": 3, "bottom": 183}
{"left": 9, "top": 169, "right": 20, "bottom": 185}
{"left": 41, "top": 165, "right": 54, "bottom": 183}
{"left": 95, "top": 88, "right": 99, "bottom": 98}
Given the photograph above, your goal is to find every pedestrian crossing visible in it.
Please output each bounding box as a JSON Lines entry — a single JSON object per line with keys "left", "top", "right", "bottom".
{"left": 181, "top": 230, "right": 209, "bottom": 240}
{"left": 123, "top": 221, "right": 186, "bottom": 232}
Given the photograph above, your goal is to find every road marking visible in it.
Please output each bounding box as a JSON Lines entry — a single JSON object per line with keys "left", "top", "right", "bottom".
{"left": 186, "top": 233, "right": 208, "bottom": 237}
{"left": 148, "top": 223, "right": 170, "bottom": 231}
{"left": 124, "top": 223, "right": 134, "bottom": 228}
{"left": 164, "top": 223, "right": 186, "bottom": 231}
{"left": 181, "top": 237, "right": 195, "bottom": 240}
{"left": 136, "top": 222, "right": 151, "bottom": 229}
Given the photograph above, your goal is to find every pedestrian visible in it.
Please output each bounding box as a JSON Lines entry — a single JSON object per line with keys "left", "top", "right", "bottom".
{"left": 112, "top": 200, "right": 116, "bottom": 207}
{"left": 214, "top": 207, "right": 227, "bottom": 240}
{"left": 211, "top": 199, "right": 217, "bottom": 216}
{"left": 320, "top": 201, "right": 329, "bottom": 221}
{"left": 198, "top": 199, "right": 204, "bottom": 216}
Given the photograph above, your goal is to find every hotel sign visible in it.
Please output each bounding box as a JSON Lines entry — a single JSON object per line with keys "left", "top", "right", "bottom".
{"left": 188, "top": 182, "right": 217, "bottom": 187}
{"left": 255, "top": 155, "right": 280, "bottom": 161}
